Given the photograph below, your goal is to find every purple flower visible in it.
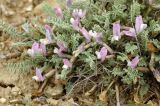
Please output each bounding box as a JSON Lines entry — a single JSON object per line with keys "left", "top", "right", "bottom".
{"left": 112, "top": 22, "right": 121, "bottom": 41}
{"left": 36, "top": 68, "right": 45, "bottom": 81}
{"left": 89, "top": 30, "right": 103, "bottom": 43}
{"left": 32, "top": 68, "right": 45, "bottom": 81}
{"left": 40, "top": 43, "right": 47, "bottom": 55}
{"left": 40, "top": 25, "right": 53, "bottom": 45}
{"left": 128, "top": 56, "right": 139, "bottom": 69}
{"left": 66, "top": 0, "right": 72, "bottom": 7}
{"left": 70, "top": 18, "right": 81, "bottom": 31}
{"left": 57, "top": 42, "right": 67, "bottom": 52}
{"left": 44, "top": 25, "right": 53, "bottom": 43}
{"left": 96, "top": 47, "right": 108, "bottom": 62}
{"left": 80, "top": 27, "right": 91, "bottom": 43}
{"left": 123, "top": 16, "right": 147, "bottom": 37}
{"left": 135, "top": 15, "right": 147, "bottom": 33}
{"left": 54, "top": 42, "right": 67, "bottom": 57}
{"left": 122, "top": 28, "right": 136, "bottom": 37}
{"left": 63, "top": 59, "right": 72, "bottom": 69}
{"left": 72, "top": 9, "right": 86, "bottom": 19}
{"left": 54, "top": 7, "right": 63, "bottom": 18}
{"left": 27, "top": 42, "right": 46, "bottom": 58}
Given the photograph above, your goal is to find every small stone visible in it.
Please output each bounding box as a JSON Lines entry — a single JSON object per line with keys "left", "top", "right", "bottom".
{"left": 47, "top": 98, "right": 59, "bottom": 105}
{"left": 25, "top": 5, "right": 33, "bottom": 12}
{"left": 52, "top": 84, "right": 63, "bottom": 96}
{"left": 0, "top": 98, "right": 7, "bottom": 104}
{"left": 45, "top": 84, "right": 63, "bottom": 98}
{"left": 11, "top": 87, "right": 21, "bottom": 96}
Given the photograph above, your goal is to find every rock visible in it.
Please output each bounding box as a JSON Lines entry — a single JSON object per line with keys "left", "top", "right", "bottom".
{"left": 11, "top": 86, "right": 21, "bottom": 96}
{"left": 32, "top": 96, "right": 47, "bottom": 105}
{"left": 58, "top": 98, "right": 79, "bottom": 106}
{"left": 45, "top": 84, "right": 63, "bottom": 98}
{"left": 47, "top": 98, "right": 59, "bottom": 105}
{"left": 0, "top": 98, "right": 7, "bottom": 104}
{"left": 0, "top": 86, "right": 11, "bottom": 99}
{"left": 25, "top": 4, "right": 33, "bottom": 12}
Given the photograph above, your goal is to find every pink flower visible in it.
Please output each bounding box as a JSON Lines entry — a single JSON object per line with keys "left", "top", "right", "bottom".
{"left": 57, "top": 42, "right": 67, "bottom": 52}
{"left": 123, "top": 15, "right": 147, "bottom": 37}
{"left": 122, "top": 28, "right": 136, "bottom": 37}
{"left": 70, "top": 18, "right": 81, "bottom": 31}
{"left": 45, "top": 25, "right": 53, "bottom": 42}
{"left": 72, "top": 9, "right": 86, "bottom": 19}
{"left": 32, "top": 68, "right": 45, "bottom": 82}
{"left": 128, "top": 56, "right": 139, "bottom": 69}
{"left": 66, "top": 0, "right": 72, "bottom": 7}
{"left": 80, "top": 27, "right": 91, "bottom": 43}
{"left": 96, "top": 47, "right": 108, "bottom": 62}
{"left": 40, "top": 25, "right": 53, "bottom": 45}
{"left": 135, "top": 15, "right": 147, "bottom": 33}
{"left": 54, "top": 42, "right": 67, "bottom": 57}
{"left": 112, "top": 22, "right": 121, "bottom": 41}
{"left": 89, "top": 30, "right": 103, "bottom": 43}
{"left": 63, "top": 59, "right": 72, "bottom": 69}
{"left": 54, "top": 7, "right": 63, "bottom": 18}
{"left": 27, "top": 42, "right": 46, "bottom": 58}
{"left": 36, "top": 68, "right": 45, "bottom": 81}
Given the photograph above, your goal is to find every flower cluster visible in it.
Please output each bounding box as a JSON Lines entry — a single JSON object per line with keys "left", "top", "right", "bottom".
{"left": 28, "top": 0, "right": 144, "bottom": 84}
{"left": 27, "top": 42, "right": 46, "bottom": 58}
{"left": 112, "top": 15, "right": 147, "bottom": 69}
{"left": 112, "top": 15, "right": 147, "bottom": 40}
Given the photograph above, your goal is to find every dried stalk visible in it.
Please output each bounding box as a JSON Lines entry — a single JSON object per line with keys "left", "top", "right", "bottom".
{"left": 115, "top": 84, "right": 120, "bottom": 106}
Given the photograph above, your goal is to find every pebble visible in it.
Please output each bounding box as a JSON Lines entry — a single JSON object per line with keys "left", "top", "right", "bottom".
{"left": 11, "top": 87, "right": 21, "bottom": 96}
{"left": 0, "top": 98, "right": 7, "bottom": 104}
{"left": 47, "top": 98, "right": 59, "bottom": 105}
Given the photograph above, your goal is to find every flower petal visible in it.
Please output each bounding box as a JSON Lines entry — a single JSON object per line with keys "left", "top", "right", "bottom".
{"left": 128, "top": 56, "right": 139, "bottom": 69}
{"left": 36, "top": 68, "right": 45, "bottom": 81}
{"left": 80, "top": 27, "right": 91, "bottom": 43}
{"left": 123, "top": 28, "right": 136, "bottom": 37}
{"left": 57, "top": 42, "right": 67, "bottom": 52}
{"left": 70, "top": 18, "right": 80, "bottom": 31}
{"left": 100, "top": 47, "right": 108, "bottom": 62}
{"left": 63, "top": 59, "right": 72, "bottom": 68}
{"left": 32, "top": 42, "right": 39, "bottom": 52}
{"left": 40, "top": 43, "right": 46, "bottom": 56}
{"left": 95, "top": 32, "right": 103, "bottom": 43}
{"left": 72, "top": 9, "right": 86, "bottom": 19}
{"left": 113, "top": 22, "right": 121, "bottom": 41}
{"left": 44, "top": 25, "right": 53, "bottom": 43}
{"left": 135, "top": 15, "right": 143, "bottom": 33}
{"left": 54, "top": 7, "right": 63, "bottom": 18}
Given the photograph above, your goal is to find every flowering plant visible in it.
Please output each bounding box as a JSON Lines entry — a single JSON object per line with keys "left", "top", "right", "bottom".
{"left": 1, "top": 0, "right": 160, "bottom": 105}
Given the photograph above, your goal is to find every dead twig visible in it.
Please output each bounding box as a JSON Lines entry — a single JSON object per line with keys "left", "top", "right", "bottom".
{"left": 136, "top": 67, "right": 150, "bottom": 73}
{"left": 102, "top": 42, "right": 114, "bottom": 54}
{"left": 38, "top": 69, "right": 56, "bottom": 93}
{"left": 115, "top": 84, "right": 120, "bottom": 106}
{"left": 0, "top": 52, "right": 21, "bottom": 60}
{"left": 70, "top": 42, "right": 92, "bottom": 63}
{"left": 85, "top": 84, "right": 97, "bottom": 96}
